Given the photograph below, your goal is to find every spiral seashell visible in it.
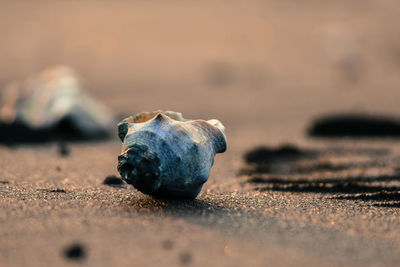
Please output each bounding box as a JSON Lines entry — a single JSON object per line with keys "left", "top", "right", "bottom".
{"left": 117, "top": 110, "right": 227, "bottom": 199}
{"left": 0, "top": 66, "right": 114, "bottom": 141}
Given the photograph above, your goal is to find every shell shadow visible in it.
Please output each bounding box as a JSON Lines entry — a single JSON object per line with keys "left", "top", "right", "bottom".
{"left": 119, "top": 195, "right": 260, "bottom": 237}
{"left": 120, "top": 196, "right": 230, "bottom": 218}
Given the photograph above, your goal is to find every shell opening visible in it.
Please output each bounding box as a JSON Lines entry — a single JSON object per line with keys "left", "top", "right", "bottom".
{"left": 117, "top": 146, "right": 162, "bottom": 194}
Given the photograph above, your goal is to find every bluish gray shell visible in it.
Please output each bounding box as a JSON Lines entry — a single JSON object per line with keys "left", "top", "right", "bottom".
{"left": 0, "top": 66, "right": 114, "bottom": 138}
{"left": 117, "top": 111, "right": 227, "bottom": 199}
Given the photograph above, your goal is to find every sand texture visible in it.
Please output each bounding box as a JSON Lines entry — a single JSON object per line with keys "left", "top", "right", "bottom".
{"left": 1, "top": 1, "right": 400, "bottom": 266}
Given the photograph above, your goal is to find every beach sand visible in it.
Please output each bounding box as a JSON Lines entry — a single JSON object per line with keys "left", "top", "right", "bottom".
{"left": 1, "top": 1, "right": 400, "bottom": 266}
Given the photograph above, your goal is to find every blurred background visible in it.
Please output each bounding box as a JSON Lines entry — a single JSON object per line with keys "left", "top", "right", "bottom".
{"left": 1, "top": 0, "right": 400, "bottom": 142}
{"left": 2, "top": 2, "right": 400, "bottom": 266}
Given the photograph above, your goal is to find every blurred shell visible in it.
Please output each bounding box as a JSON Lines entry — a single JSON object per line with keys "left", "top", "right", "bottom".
{"left": 117, "top": 110, "right": 227, "bottom": 199}
{"left": 0, "top": 66, "right": 114, "bottom": 140}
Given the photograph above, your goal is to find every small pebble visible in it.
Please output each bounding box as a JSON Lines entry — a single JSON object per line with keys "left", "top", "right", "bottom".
{"left": 50, "top": 189, "right": 66, "bottom": 193}
{"left": 63, "top": 243, "right": 86, "bottom": 260}
{"left": 161, "top": 239, "right": 174, "bottom": 250}
{"left": 103, "top": 175, "right": 124, "bottom": 186}
{"left": 179, "top": 252, "right": 193, "bottom": 265}
{"left": 58, "top": 142, "right": 70, "bottom": 157}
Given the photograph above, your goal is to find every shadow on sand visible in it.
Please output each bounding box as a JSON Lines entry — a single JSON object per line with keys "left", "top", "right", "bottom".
{"left": 241, "top": 144, "right": 400, "bottom": 208}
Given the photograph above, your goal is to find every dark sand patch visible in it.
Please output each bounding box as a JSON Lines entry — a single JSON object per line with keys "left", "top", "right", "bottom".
{"left": 244, "top": 144, "right": 312, "bottom": 164}
{"left": 63, "top": 243, "right": 87, "bottom": 261}
{"left": 254, "top": 180, "right": 400, "bottom": 194}
{"left": 373, "top": 202, "right": 400, "bottom": 208}
{"left": 203, "top": 61, "right": 236, "bottom": 88}
{"left": 308, "top": 114, "right": 400, "bottom": 138}
{"left": 179, "top": 252, "right": 193, "bottom": 265}
{"left": 240, "top": 144, "right": 400, "bottom": 207}
{"left": 334, "top": 190, "right": 400, "bottom": 201}
{"left": 240, "top": 144, "right": 389, "bottom": 176}
{"left": 161, "top": 239, "right": 174, "bottom": 250}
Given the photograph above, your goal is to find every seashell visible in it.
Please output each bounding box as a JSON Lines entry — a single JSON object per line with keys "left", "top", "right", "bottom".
{"left": 117, "top": 110, "right": 227, "bottom": 199}
{"left": 0, "top": 65, "right": 115, "bottom": 143}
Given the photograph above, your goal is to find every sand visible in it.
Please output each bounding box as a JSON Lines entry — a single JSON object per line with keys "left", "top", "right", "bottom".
{"left": 1, "top": 1, "right": 400, "bottom": 266}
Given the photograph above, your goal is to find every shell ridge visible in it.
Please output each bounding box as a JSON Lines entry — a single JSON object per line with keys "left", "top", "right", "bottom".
{"left": 186, "top": 120, "right": 227, "bottom": 153}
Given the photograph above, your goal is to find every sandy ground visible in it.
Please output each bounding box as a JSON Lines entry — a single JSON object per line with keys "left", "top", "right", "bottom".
{"left": 1, "top": 1, "right": 400, "bottom": 266}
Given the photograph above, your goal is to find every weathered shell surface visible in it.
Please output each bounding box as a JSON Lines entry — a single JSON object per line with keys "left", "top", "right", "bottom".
{"left": 117, "top": 110, "right": 227, "bottom": 199}
{"left": 0, "top": 66, "right": 114, "bottom": 140}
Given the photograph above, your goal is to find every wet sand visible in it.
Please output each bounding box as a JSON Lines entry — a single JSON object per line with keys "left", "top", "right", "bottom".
{"left": 1, "top": 1, "right": 400, "bottom": 266}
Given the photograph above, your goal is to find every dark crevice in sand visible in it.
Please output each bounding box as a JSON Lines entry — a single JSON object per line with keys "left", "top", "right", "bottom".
{"left": 39, "top": 189, "right": 67, "bottom": 193}
{"left": 50, "top": 189, "right": 67, "bottom": 193}
{"left": 308, "top": 114, "right": 400, "bottom": 138}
